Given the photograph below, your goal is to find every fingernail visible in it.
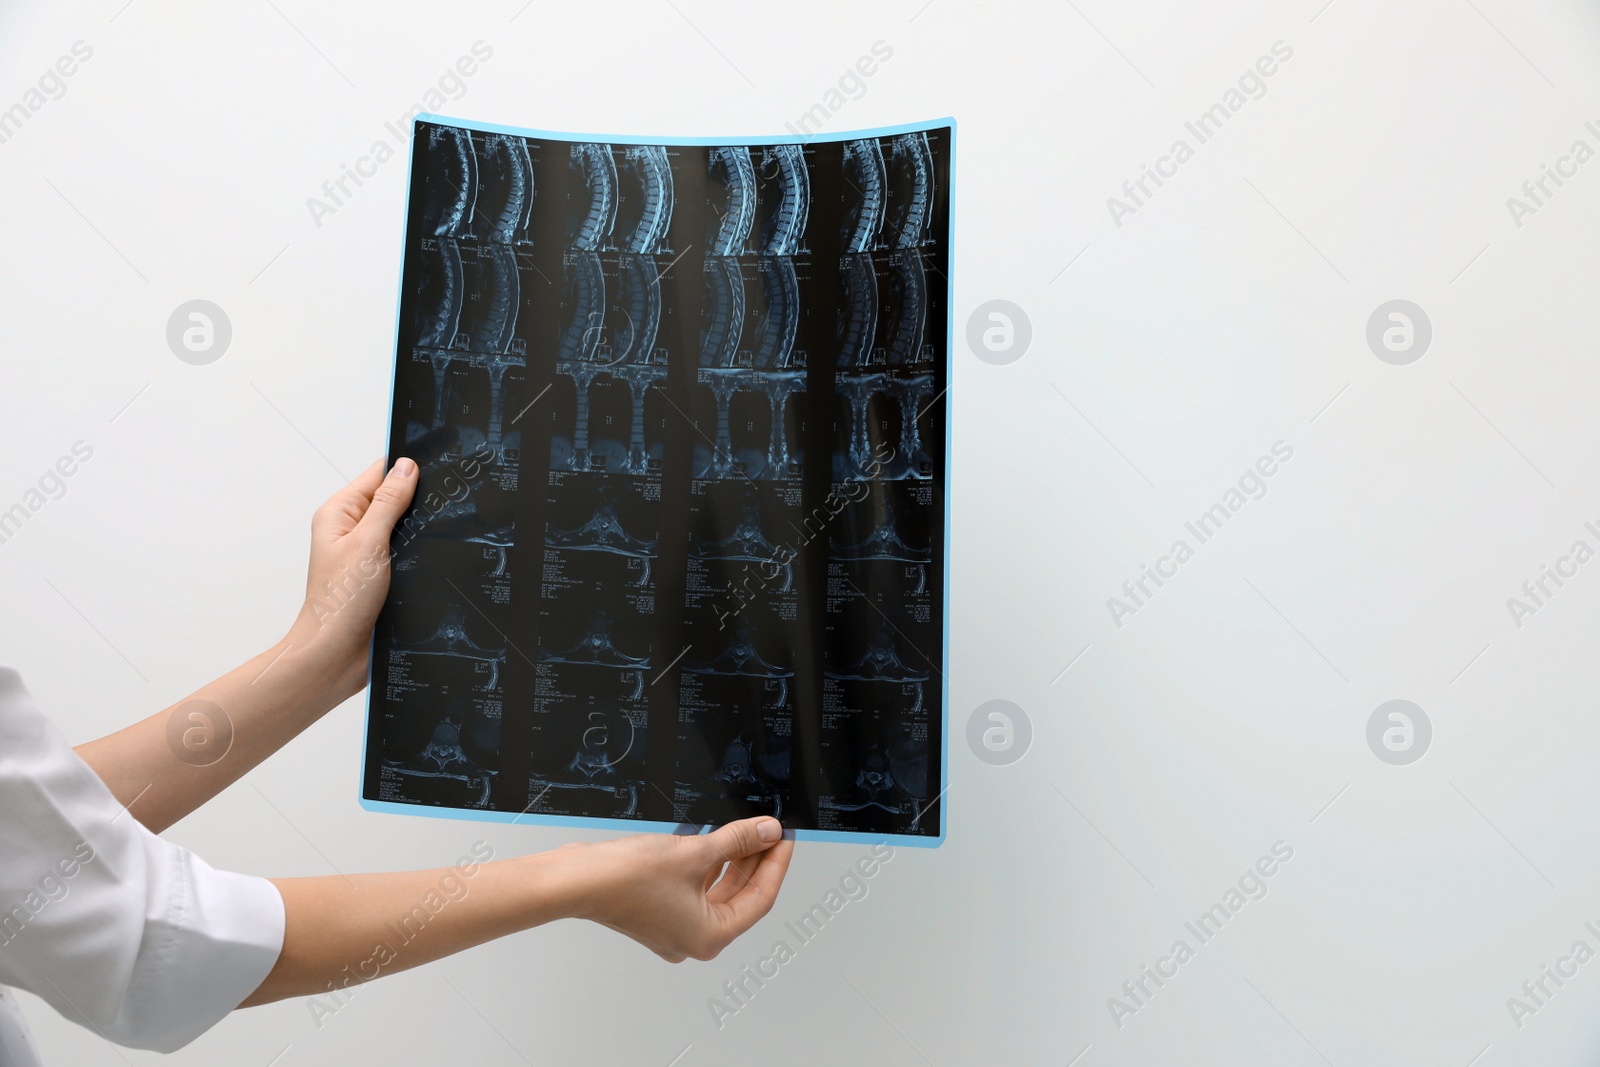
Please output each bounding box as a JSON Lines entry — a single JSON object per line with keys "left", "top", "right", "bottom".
{"left": 757, "top": 818, "right": 781, "bottom": 842}
{"left": 393, "top": 457, "right": 416, "bottom": 477}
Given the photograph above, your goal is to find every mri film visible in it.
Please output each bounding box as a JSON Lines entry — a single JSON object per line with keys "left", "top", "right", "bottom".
{"left": 366, "top": 116, "right": 952, "bottom": 843}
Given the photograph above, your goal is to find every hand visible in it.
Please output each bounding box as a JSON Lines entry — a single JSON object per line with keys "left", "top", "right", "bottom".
{"left": 287, "top": 458, "right": 418, "bottom": 700}
{"left": 559, "top": 817, "right": 794, "bottom": 962}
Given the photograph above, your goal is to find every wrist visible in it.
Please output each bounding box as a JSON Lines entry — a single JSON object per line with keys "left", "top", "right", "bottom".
{"left": 288, "top": 598, "right": 370, "bottom": 659}
{"left": 280, "top": 616, "right": 371, "bottom": 705}
{"left": 534, "top": 842, "right": 624, "bottom": 924}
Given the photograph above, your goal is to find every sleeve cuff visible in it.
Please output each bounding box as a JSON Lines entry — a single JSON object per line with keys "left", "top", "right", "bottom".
{"left": 109, "top": 836, "right": 285, "bottom": 1053}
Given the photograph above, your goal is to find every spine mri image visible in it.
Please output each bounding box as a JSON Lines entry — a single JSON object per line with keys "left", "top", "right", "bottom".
{"left": 368, "top": 118, "right": 951, "bottom": 841}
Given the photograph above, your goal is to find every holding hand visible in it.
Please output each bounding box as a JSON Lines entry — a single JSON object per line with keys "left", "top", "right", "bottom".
{"left": 74, "top": 458, "right": 419, "bottom": 832}
{"left": 562, "top": 817, "right": 795, "bottom": 962}
{"left": 288, "top": 458, "right": 418, "bottom": 702}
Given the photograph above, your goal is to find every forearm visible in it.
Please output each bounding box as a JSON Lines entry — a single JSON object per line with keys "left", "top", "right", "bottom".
{"left": 241, "top": 849, "right": 583, "bottom": 1006}
{"left": 242, "top": 820, "right": 791, "bottom": 1005}
{"left": 73, "top": 632, "right": 363, "bottom": 834}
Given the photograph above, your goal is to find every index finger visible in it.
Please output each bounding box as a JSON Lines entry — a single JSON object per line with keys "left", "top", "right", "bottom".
{"left": 313, "top": 459, "right": 386, "bottom": 535}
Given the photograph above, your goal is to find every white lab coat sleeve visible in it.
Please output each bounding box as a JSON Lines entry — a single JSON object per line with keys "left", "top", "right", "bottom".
{"left": 0, "top": 667, "right": 285, "bottom": 1053}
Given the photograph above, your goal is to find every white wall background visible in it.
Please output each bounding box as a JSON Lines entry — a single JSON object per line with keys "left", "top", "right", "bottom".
{"left": 2, "top": 0, "right": 1599, "bottom": 1063}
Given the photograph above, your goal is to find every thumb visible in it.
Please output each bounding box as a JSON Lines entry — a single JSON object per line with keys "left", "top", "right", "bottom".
{"left": 356, "top": 457, "right": 419, "bottom": 538}
{"left": 701, "top": 816, "right": 783, "bottom": 863}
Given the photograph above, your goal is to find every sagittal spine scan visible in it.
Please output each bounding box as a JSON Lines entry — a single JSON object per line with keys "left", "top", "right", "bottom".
{"left": 369, "top": 119, "right": 951, "bottom": 840}
{"left": 841, "top": 138, "right": 886, "bottom": 253}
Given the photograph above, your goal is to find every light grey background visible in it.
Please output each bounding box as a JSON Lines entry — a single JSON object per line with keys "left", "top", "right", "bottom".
{"left": 2, "top": 0, "right": 1599, "bottom": 1063}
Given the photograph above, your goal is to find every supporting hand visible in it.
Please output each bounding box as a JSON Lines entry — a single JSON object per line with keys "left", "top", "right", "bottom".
{"left": 74, "top": 459, "right": 418, "bottom": 832}
{"left": 287, "top": 458, "right": 418, "bottom": 703}
{"left": 564, "top": 817, "right": 795, "bottom": 962}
